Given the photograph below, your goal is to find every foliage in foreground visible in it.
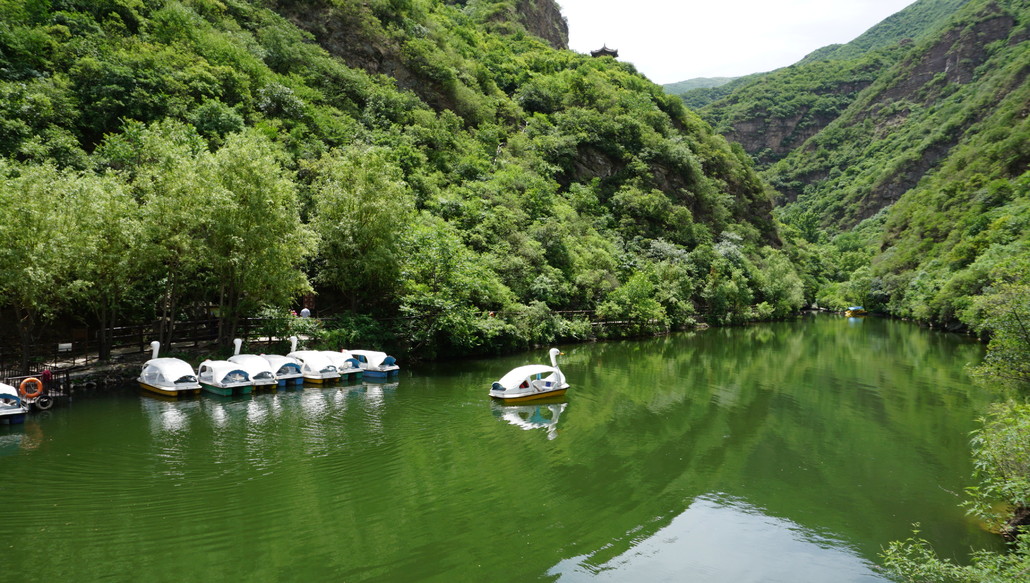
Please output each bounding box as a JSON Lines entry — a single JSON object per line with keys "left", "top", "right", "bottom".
{"left": 882, "top": 529, "right": 1030, "bottom": 583}
{"left": 882, "top": 401, "right": 1030, "bottom": 582}
{"left": 883, "top": 355, "right": 1030, "bottom": 581}
{"left": 965, "top": 400, "right": 1030, "bottom": 536}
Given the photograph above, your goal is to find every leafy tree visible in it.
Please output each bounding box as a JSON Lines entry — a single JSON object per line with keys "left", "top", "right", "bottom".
{"left": 74, "top": 174, "right": 142, "bottom": 361}
{"left": 0, "top": 160, "right": 100, "bottom": 369}
{"left": 882, "top": 527, "right": 1030, "bottom": 583}
{"left": 207, "top": 130, "right": 315, "bottom": 345}
{"left": 596, "top": 271, "right": 670, "bottom": 334}
{"left": 111, "top": 120, "right": 220, "bottom": 346}
{"left": 309, "top": 146, "right": 414, "bottom": 312}
{"left": 753, "top": 246, "right": 806, "bottom": 317}
{"left": 969, "top": 284, "right": 1030, "bottom": 389}
{"left": 964, "top": 400, "right": 1030, "bottom": 535}
{"left": 396, "top": 213, "right": 514, "bottom": 357}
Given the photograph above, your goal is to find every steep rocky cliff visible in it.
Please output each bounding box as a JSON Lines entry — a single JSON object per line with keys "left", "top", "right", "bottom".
{"left": 514, "top": 0, "right": 568, "bottom": 50}
{"left": 711, "top": 68, "right": 879, "bottom": 167}
{"left": 766, "top": 0, "right": 1026, "bottom": 226}
{"left": 274, "top": 0, "right": 566, "bottom": 117}
{"left": 687, "top": 0, "right": 971, "bottom": 173}
{"left": 690, "top": 0, "right": 1026, "bottom": 229}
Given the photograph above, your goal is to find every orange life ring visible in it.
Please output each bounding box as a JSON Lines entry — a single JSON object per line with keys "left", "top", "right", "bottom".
{"left": 19, "top": 377, "right": 43, "bottom": 399}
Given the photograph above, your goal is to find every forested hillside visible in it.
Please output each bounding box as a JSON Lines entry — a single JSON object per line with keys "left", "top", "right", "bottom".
{"left": 673, "top": 0, "right": 1028, "bottom": 335}
{"left": 678, "top": 0, "right": 971, "bottom": 168}
{"left": 0, "top": 0, "right": 804, "bottom": 365}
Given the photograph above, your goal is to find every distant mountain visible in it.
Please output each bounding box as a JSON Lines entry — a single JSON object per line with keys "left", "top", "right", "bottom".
{"left": 663, "top": 77, "right": 739, "bottom": 93}
{"left": 799, "top": 0, "right": 971, "bottom": 63}
{"left": 689, "top": 0, "right": 1029, "bottom": 328}
{"left": 691, "top": 0, "right": 973, "bottom": 171}
{"left": 666, "top": 74, "right": 759, "bottom": 109}
{"left": 764, "top": 0, "right": 1025, "bottom": 226}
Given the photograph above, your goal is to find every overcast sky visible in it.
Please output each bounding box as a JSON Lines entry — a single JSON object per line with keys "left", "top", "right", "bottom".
{"left": 558, "top": 0, "right": 919, "bottom": 84}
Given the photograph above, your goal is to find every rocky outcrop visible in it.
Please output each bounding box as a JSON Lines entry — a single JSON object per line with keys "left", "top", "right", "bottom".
{"left": 272, "top": 0, "right": 568, "bottom": 118}
{"left": 874, "top": 6, "right": 1015, "bottom": 104}
{"left": 756, "top": 0, "right": 1026, "bottom": 228}
{"left": 515, "top": 0, "right": 568, "bottom": 50}
{"left": 724, "top": 108, "right": 854, "bottom": 167}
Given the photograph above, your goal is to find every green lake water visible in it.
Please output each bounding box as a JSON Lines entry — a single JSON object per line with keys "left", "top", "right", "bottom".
{"left": 0, "top": 315, "right": 1005, "bottom": 581}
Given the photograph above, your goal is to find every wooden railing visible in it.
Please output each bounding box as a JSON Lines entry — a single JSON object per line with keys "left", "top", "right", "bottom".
{"left": 0, "top": 311, "right": 705, "bottom": 374}
{"left": 0, "top": 319, "right": 224, "bottom": 373}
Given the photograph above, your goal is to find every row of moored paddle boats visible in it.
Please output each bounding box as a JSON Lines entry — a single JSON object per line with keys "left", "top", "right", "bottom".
{"left": 0, "top": 344, "right": 569, "bottom": 425}
{"left": 138, "top": 337, "right": 399, "bottom": 398}
{"left": 140, "top": 340, "right": 571, "bottom": 403}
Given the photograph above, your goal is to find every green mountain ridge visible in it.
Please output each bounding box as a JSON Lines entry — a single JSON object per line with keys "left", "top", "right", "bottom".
{"left": 799, "top": 0, "right": 971, "bottom": 63}
{"left": 662, "top": 76, "right": 739, "bottom": 94}
{"left": 690, "top": 0, "right": 1029, "bottom": 329}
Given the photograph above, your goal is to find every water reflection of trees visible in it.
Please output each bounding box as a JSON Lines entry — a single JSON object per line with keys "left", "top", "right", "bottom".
{"left": 6, "top": 317, "right": 1000, "bottom": 581}
{"left": 551, "top": 316, "right": 993, "bottom": 561}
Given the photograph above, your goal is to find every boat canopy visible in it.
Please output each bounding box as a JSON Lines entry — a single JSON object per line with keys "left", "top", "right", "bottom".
{"left": 228, "top": 354, "right": 276, "bottom": 382}
{"left": 144, "top": 357, "right": 199, "bottom": 385}
{"left": 289, "top": 351, "right": 339, "bottom": 374}
{"left": 0, "top": 383, "right": 22, "bottom": 405}
{"left": 494, "top": 365, "right": 558, "bottom": 391}
{"left": 262, "top": 354, "right": 302, "bottom": 377}
{"left": 199, "top": 360, "right": 251, "bottom": 385}
{"left": 323, "top": 351, "right": 362, "bottom": 371}
{"left": 349, "top": 350, "right": 395, "bottom": 368}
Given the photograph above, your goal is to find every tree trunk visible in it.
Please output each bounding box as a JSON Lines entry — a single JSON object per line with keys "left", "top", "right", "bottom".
{"left": 13, "top": 305, "right": 36, "bottom": 374}
{"left": 98, "top": 302, "right": 111, "bottom": 361}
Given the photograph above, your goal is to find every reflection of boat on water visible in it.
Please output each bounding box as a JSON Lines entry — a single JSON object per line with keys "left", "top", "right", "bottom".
{"left": 361, "top": 380, "right": 398, "bottom": 391}
{"left": 0, "top": 432, "right": 24, "bottom": 456}
{"left": 138, "top": 341, "right": 202, "bottom": 397}
{"left": 844, "top": 306, "right": 867, "bottom": 317}
{"left": 359, "top": 380, "right": 398, "bottom": 401}
{"left": 491, "top": 400, "right": 567, "bottom": 440}
{"left": 140, "top": 394, "right": 201, "bottom": 433}
{"left": 490, "top": 348, "right": 568, "bottom": 402}
{"left": 0, "top": 383, "right": 28, "bottom": 424}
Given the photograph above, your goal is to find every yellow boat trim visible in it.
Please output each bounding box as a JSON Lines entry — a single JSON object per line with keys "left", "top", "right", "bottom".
{"left": 493, "top": 388, "right": 568, "bottom": 403}
{"left": 140, "top": 383, "right": 198, "bottom": 398}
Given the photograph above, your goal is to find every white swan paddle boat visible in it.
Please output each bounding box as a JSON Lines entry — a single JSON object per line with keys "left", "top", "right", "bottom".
{"left": 197, "top": 358, "right": 253, "bottom": 397}
{"left": 489, "top": 348, "right": 568, "bottom": 402}
{"left": 0, "top": 383, "right": 28, "bottom": 424}
{"left": 322, "top": 350, "right": 364, "bottom": 382}
{"left": 260, "top": 355, "right": 304, "bottom": 387}
{"left": 228, "top": 339, "right": 278, "bottom": 391}
{"left": 348, "top": 350, "right": 399, "bottom": 379}
{"left": 260, "top": 336, "right": 305, "bottom": 387}
{"left": 138, "top": 341, "right": 202, "bottom": 397}
{"left": 287, "top": 336, "right": 340, "bottom": 384}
